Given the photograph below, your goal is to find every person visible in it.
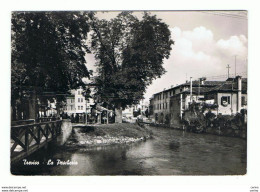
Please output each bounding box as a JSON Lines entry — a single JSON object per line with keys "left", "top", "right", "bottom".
{"left": 71, "top": 113, "right": 75, "bottom": 123}
{"left": 75, "top": 113, "right": 79, "bottom": 123}
{"left": 83, "top": 113, "right": 86, "bottom": 124}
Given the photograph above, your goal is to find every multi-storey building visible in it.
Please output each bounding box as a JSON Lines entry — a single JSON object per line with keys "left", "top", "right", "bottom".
{"left": 150, "top": 77, "right": 247, "bottom": 126}
{"left": 75, "top": 88, "right": 87, "bottom": 114}
{"left": 151, "top": 78, "right": 215, "bottom": 123}
{"left": 64, "top": 87, "right": 94, "bottom": 115}
{"left": 65, "top": 95, "right": 75, "bottom": 115}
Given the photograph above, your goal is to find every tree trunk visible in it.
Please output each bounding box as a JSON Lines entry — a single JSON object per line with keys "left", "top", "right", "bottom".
{"left": 28, "top": 90, "right": 37, "bottom": 120}
{"left": 56, "top": 102, "right": 60, "bottom": 118}
{"left": 11, "top": 104, "right": 16, "bottom": 121}
{"left": 17, "top": 102, "right": 23, "bottom": 120}
{"left": 115, "top": 102, "right": 122, "bottom": 123}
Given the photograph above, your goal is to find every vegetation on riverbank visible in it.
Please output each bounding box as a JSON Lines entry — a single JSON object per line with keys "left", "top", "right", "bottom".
{"left": 66, "top": 123, "right": 152, "bottom": 147}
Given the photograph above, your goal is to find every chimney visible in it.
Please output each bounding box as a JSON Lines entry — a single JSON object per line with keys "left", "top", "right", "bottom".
{"left": 200, "top": 77, "right": 206, "bottom": 85}
{"left": 236, "top": 76, "right": 242, "bottom": 113}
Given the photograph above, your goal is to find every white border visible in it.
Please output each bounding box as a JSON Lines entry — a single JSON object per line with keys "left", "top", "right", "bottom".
{"left": 1, "top": 0, "right": 259, "bottom": 191}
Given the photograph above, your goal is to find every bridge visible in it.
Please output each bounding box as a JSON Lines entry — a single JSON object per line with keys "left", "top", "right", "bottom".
{"left": 11, "top": 119, "right": 62, "bottom": 164}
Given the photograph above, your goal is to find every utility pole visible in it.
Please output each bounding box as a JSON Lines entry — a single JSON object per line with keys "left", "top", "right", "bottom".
{"left": 234, "top": 55, "right": 237, "bottom": 77}
{"left": 226, "top": 64, "right": 231, "bottom": 78}
{"left": 190, "top": 77, "right": 192, "bottom": 103}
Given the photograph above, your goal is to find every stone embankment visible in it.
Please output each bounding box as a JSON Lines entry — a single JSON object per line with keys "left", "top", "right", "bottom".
{"left": 66, "top": 123, "right": 152, "bottom": 147}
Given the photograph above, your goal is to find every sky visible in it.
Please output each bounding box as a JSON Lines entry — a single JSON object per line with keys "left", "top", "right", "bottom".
{"left": 84, "top": 11, "right": 248, "bottom": 103}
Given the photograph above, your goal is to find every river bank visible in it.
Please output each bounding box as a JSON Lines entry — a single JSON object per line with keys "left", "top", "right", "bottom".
{"left": 65, "top": 123, "right": 152, "bottom": 148}
{"left": 147, "top": 123, "right": 247, "bottom": 139}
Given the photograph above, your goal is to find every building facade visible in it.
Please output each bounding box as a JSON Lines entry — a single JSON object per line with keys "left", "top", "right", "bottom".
{"left": 205, "top": 76, "right": 247, "bottom": 115}
{"left": 64, "top": 87, "right": 94, "bottom": 115}
{"left": 150, "top": 76, "right": 247, "bottom": 126}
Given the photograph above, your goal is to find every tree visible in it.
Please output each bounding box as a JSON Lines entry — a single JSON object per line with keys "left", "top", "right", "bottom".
{"left": 89, "top": 12, "right": 174, "bottom": 123}
{"left": 11, "top": 11, "right": 91, "bottom": 120}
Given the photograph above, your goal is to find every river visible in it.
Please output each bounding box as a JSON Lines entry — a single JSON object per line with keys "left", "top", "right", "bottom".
{"left": 11, "top": 122, "right": 246, "bottom": 175}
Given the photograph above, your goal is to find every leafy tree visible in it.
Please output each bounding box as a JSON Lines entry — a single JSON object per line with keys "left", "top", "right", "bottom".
{"left": 89, "top": 12, "right": 174, "bottom": 123}
{"left": 11, "top": 11, "right": 91, "bottom": 120}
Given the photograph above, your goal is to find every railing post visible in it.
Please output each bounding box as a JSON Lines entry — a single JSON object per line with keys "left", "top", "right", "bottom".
{"left": 46, "top": 124, "right": 49, "bottom": 141}
{"left": 37, "top": 125, "right": 41, "bottom": 144}
{"left": 24, "top": 127, "right": 29, "bottom": 152}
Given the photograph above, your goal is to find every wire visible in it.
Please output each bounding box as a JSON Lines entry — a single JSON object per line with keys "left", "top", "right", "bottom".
{"left": 198, "top": 11, "right": 248, "bottom": 20}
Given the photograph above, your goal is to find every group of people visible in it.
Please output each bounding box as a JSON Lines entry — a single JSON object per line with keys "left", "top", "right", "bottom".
{"left": 61, "top": 112, "right": 86, "bottom": 123}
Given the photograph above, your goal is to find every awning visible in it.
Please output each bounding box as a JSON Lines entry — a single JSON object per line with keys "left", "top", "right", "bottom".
{"left": 96, "top": 105, "right": 114, "bottom": 113}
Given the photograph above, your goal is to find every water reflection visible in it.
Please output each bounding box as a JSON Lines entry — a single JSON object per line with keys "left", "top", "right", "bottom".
{"left": 11, "top": 124, "right": 246, "bottom": 175}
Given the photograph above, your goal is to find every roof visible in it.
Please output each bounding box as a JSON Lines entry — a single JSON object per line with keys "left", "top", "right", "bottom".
{"left": 182, "top": 80, "right": 226, "bottom": 87}
{"left": 206, "top": 79, "right": 247, "bottom": 94}
{"left": 181, "top": 87, "right": 212, "bottom": 94}
{"left": 153, "top": 80, "right": 226, "bottom": 96}
{"left": 157, "top": 77, "right": 248, "bottom": 97}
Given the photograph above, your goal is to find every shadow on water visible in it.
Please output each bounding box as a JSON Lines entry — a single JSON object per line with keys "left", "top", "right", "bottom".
{"left": 11, "top": 124, "right": 247, "bottom": 175}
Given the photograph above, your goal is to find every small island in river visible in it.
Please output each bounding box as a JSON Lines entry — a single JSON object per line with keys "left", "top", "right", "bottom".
{"left": 65, "top": 123, "right": 152, "bottom": 148}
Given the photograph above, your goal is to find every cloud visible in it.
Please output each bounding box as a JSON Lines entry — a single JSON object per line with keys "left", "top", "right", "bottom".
{"left": 144, "top": 26, "right": 248, "bottom": 101}
{"left": 217, "top": 35, "right": 248, "bottom": 57}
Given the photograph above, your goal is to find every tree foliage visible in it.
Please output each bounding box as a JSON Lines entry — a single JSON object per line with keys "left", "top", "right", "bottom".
{"left": 89, "top": 12, "right": 174, "bottom": 109}
{"left": 11, "top": 11, "right": 91, "bottom": 118}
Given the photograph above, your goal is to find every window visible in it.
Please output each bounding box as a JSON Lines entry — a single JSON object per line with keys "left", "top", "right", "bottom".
{"left": 163, "top": 103, "right": 164, "bottom": 109}
{"left": 221, "top": 96, "right": 230, "bottom": 106}
{"left": 81, "top": 106, "right": 83, "bottom": 110}
{"left": 160, "top": 104, "right": 161, "bottom": 110}
{"left": 81, "top": 98, "right": 83, "bottom": 102}
{"left": 78, "top": 106, "right": 80, "bottom": 110}
{"left": 166, "top": 102, "right": 167, "bottom": 109}
{"left": 78, "top": 98, "right": 80, "bottom": 102}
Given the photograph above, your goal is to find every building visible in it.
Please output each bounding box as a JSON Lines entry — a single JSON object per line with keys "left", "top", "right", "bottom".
{"left": 65, "top": 95, "right": 75, "bottom": 115}
{"left": 150, "top": 76, "right": 247, "bottom": 126}
{"left": 64, "top": 87, "right": 94, "bottom": 116}
{"left": 122, "top": 100, "right": 149, "bottom": 118}
{"left": 75, "top": 88, "right": 87, "bottom": 114}
{"left": 151, "top": 78, "right": 224, "bottom": 124}
{"left": 205, "top": 76, "right": 247, "bottom": 115}
{"left": 122, "top": 106, "right": 134, "bottom": 118}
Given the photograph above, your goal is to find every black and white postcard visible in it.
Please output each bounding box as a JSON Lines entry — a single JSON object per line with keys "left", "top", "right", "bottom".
{"left": 10, "top": 10, "right": 248, "bottom": 176}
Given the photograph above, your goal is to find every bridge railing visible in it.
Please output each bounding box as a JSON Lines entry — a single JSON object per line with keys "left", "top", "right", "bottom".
{"left": 11, "top": 120, "right": 62, "bottom": 163}
{"left": 11, "top": 119, "right": 35, "bottom": 126}
{"left": 38, "top": 117, "right": 60, "bottom": 122}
